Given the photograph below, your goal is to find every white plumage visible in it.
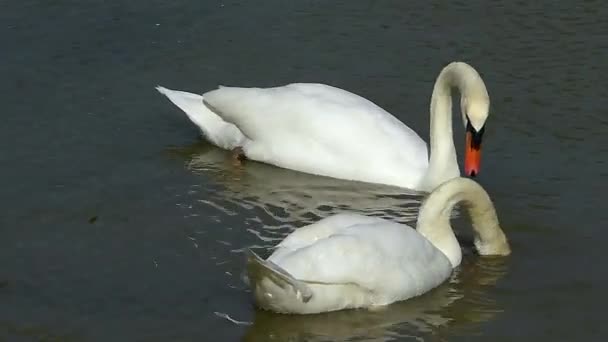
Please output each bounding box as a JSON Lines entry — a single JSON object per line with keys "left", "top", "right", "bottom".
{"left": 157, "top": 62, "right": 491, "bottom": 191}
{"left": 246, "top": 177, "right": 511, "bottom": 314}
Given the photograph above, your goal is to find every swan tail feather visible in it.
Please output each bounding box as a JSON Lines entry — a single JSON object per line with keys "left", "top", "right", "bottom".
{"left": 155, "top": 86, "right": 245, "bottom": 149}
{"left": 246, "top": 249, "right": 313, "bottom": 311}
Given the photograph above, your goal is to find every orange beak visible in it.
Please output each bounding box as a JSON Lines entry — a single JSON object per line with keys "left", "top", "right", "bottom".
{"left": 464, "top": 122, "right": 484, "bottom": 177}
{"left": 465, "top": 132, "right": 481, "bottom": 177}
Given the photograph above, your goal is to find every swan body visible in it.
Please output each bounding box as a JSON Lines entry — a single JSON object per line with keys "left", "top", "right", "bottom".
{"left": 245, "top": 177, "right": 510, "bottom": 314}
{"left": 157, "top": 62, "right": 490, "bottom": 191}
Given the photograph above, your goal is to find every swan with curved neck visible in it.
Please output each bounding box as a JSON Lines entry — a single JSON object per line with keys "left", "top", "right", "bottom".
{"left": 157, "top": 61, "right": 491, "bottom": 191}
{"left": 245, "top": 177, "right": 510, "bottom": 314}
{"left": 424, "top": 62, "right": 489, "bottom": 188}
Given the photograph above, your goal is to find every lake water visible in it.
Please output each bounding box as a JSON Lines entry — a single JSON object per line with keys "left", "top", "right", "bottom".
{"left": 2, "top": 0, "right": 607, "bottom": 341}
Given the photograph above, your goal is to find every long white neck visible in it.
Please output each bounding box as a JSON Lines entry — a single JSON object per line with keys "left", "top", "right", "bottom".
{"left": 420, "top": 62, "right": 489, "bottom": 191}
{"left": 416, "top": 177, "right": 511, "bottom": 268}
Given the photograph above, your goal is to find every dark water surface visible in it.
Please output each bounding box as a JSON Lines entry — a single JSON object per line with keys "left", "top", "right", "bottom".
{"left": 2, "top": 1, "right": 607, "bottom": 341}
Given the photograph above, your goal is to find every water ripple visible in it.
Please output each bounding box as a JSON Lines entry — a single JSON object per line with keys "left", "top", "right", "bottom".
{"left": 164, "top": 143, "right": 506, "bottom": 340}
{"left": 173, "top": 143, "right": 428, "bottom": 247}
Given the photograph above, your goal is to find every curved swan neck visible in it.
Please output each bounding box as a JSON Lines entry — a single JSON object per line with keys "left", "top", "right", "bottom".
{"left": 422, "top": 62, "right": 489, "bottom": 191}
{"left": 432, "top": 62, "right": 489, "bottom": 99}
{"left": 416, "top": 178, "right": 511, "bottom": 268}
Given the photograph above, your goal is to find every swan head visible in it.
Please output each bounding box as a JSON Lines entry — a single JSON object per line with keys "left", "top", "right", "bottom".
{"left": 461, "top": 97, "right": 489, "bottom": 178}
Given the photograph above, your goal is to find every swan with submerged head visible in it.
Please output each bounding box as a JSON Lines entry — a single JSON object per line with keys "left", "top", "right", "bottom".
{"left": 156, "top": 61, "right": 490, "bottom": 191}
{"left": 245, "top": 177, "right": 510, "bottom": 314}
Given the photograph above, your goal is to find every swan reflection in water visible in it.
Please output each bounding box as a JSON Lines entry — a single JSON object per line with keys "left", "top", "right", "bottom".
{"left": 170, "top": 142, "right": 432, "bottom": 244}
{"left": 168, "top": 143, "right": 509, "bottom": 340}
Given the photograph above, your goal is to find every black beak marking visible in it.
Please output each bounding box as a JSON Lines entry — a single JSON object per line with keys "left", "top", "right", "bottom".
{"left": 466, "top": 116, "right": 485, "bottom": 149}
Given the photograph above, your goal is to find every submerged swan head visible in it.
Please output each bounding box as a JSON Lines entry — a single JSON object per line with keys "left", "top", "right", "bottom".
{"left": 416, "top": 177, "right": 510, "bottom": 268}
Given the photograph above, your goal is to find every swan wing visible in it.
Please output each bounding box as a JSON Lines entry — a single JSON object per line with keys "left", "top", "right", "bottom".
{"left": 270, "top": 213, "right": 387, "bottom": 263}
{"left": 270, "top": 221, "right": 453, "bottom": 303}
{"left": 203, "top": 83, "right": 429, "bottom": 188}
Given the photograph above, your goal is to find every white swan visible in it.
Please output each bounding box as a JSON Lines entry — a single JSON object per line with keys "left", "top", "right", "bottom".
{"left": 245, "top": 177, "right": 510, "bottom": 314}
{"left": 156, "top": 61, "right": 490, "bottom": 191}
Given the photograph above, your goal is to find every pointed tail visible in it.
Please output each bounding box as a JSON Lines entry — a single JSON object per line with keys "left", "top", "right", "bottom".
{"left": 245, "top": 249, "right": 312, "bottom": 312}
{"left": 155, "top": 86, "right": 245, "bottom": 149}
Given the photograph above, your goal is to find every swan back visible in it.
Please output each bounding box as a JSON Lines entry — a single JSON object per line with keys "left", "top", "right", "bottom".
{"left": 270, "top": 220, "right": 451, "bottom": 291}
{"left": 255, "top": 214, "right": 453, "bottom": 313}
{"left": 202, "top": 83, "right": 430, "bottom": 189}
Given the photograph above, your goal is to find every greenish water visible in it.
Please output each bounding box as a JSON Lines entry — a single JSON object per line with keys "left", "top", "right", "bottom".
{"left": 1, "top": 1, "right": 607, "bottom": 341}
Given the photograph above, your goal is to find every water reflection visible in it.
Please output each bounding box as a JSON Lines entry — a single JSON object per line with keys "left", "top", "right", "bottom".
{"left": 168, "top": 142, "right": 431, "bottom": 246}
{"left": 243, "top": 255, "right": 509, "bottom": 341}
{"left": 168, "top": 142, "right": 508, "bottom": 340}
